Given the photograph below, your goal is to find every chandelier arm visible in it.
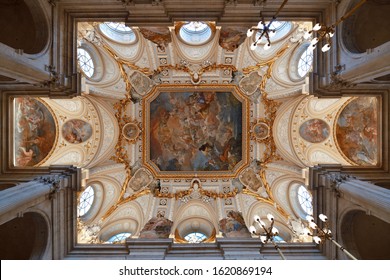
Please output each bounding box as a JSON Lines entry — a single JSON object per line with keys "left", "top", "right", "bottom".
{"left": 260, "top": 222, "right": 267, "bottom": 232}
{"left": 269, "top": 218, "right": 275, "bottom": 229}
{"left": 270, "top": 238, "right": 286, "bottom": 260}
{"left": 256, "top": 29, "right": 268, "bottom": 45}
{"left": 333, "top": 0, "right": 367, "bottom": 27}
{"left": 273, "top": 0, "right": 289, "bottom": 19}
{"left": 327, "top": 237, "right": 358, "bottom": 260}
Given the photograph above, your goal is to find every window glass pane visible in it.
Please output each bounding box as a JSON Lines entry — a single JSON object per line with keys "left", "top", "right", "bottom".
{"left": 77, "top": 48, "right": 94, "bottom": 78}
{"left": 100, "top": 22, "right": 136, "bottom": 43}
{"left": 179, "top": 21, "right": 212, "bottom": 45}
{"left": 298, "top": 185, "right": 313, "bottom": 215}
{"left": 107, "top": 232, "right": 132, "bottom": 243}
{"left": 298, "top": 47, "right": 313, "bottom": 77}
{"left": 184, "top": 232, "right": 207, "bottom": 243}
{"left": 105, "top": 22, "right": 132, "bottom": 33}
{"left": 78, "top": 186, "right": 94, "bottom": 216}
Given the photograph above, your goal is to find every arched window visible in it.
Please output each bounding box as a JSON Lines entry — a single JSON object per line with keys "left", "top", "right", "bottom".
{"left": 297, "top": 185, "right": 313, "bottom": 215}
{"left": 78, "top": 186, "right": 95, "bottom": 217}
{"left": 184, "top": 232, "right": 207, "bottom": 243}
{"left": 107, "top": 232, "right": 132, "bottom": 244}
{"left": 179, "top": 21, "right": 212, "bottom": 45}
{"left": 99, "top": 22, "right": 136, "bottom": 44}
{"left": 77, "top": 48, "right": 94, "bottom": 78}
{"left": 297, "top": 46, "right": 313, "bottom": 77}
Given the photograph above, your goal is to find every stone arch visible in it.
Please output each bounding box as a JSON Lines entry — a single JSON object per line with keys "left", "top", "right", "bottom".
{"left": 271, "top": 176, "right": 308, "bottom": 220}
{"left": 172, "top": 201, "right": 218, "bottom": 240}
{"left": 341, "top": 0, "right": 390, "bottom": 54}
{"left": 340, "top": 209, "right": 390, "bottom": 259}
{"left": 273, "top": 96, "right": 304, "bottom": 167}
{"left": 171, "top": 24, "right": 219, "bottom": 64}
{"left": 99, "top": 218, "right": 140, "bottom": 241}
{"left": 100, "top": 201, "right": 144, "bottom": 239}
{"left": 87, "top": 176, "right": 122, "bottom": 222}
{"left": 0, "top": 0, "right": 49, "bottom": 55}
{"left": 0, "top": 211, "right": 49, "bottom": 259}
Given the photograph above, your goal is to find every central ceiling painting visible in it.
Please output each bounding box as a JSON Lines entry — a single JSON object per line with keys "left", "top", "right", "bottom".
{"left": 144, "top": 85, "right": 249, "bottom": 178}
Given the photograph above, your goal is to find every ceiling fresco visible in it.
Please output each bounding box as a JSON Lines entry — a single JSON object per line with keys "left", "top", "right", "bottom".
{"left": 9, "top": 20, "right": 381, "bottom": 245}
{"left": 144, "top": 85, "right": 249, "bottom": 178}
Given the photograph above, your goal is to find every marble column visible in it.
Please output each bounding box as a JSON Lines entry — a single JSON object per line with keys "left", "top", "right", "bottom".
{"left": 0, "top": 177, "right": 58, "bottom": 221}
{"left": 336, "top": 177, "right": 390, "bottom": 223}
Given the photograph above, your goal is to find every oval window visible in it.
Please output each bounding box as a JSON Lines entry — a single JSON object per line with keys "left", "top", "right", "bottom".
{"left": 179, "top": 22, "right": 212, "bottom": 45}
{"left": 99, "top": 22, "right": 136, "bottom": 44}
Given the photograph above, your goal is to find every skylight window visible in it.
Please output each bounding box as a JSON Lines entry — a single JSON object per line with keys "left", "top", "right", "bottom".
{"left": 184, "top": 232, "right": 207, "bottom": 243}
{"left": 107, "top": 232, "right": 132, "bottom": 243}
{"left": 77, "top": 186, "right": 95, "bottom": 217}
{"left": 179, "top": 21, "right": 212, "bottom": 45}
{"left": 105, "top": 22, "right": 132, "bottom": 32}
{"left": 99, "top": 22, "right": 136, "bottom": 43}
{"left": 77, "top": 48, "right": 94, "bottom": 78}
{"left": 297, "top": 46, "right": 313, "bottom": 77}
{"left": 297, "top": 185, "right": 313, "bottom": 215}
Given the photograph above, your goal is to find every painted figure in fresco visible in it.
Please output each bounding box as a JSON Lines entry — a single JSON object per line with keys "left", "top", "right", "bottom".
{"left": 14, "top": 97, "right": 56, "bottom": 167}
{"left": 139, "top": 27, "right": 172, "bottom": 51}
{"left": 218, "top": 210, "right": 251, "bottom": 238}
{"left": 192, "top": 143, "right": 217, "bottom": 171}
{"left": 139, "top": 216, "right": 173, "bottom": 239}
{"left": 129, "top": 168, "right": 153, "bottom": 192}
{"left": 299, "top": 119, "right": 329, "bottom": 143}
{"left": 253, "top": 122, "right": 269, "bottom": 140}
{"left": 62, "top": 119, "right": 92, "bottom": 144}
{"left": 123, "top": 123, "right": 139, "bottom": 140}
{"left": 336, "top": 97, "right": 378, "bottom": 166}
{"left": 239, "top": 168, "right": 262, "bottom": 192}
{"left": 149, "top": 91, "right": 242, "bottom": 171}
{"left": 219, "top": 27, "right": 247, "bottom": 51}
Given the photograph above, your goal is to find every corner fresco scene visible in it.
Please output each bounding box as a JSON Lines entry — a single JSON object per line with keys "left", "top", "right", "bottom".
{"left": 149, "top": 91, "right": 242, "bottom": 171}
{"left": 14, "top": 97, "right": 57, "bottom": 167}
{"left": 336, "top": 97, "right": 378, "bottom": 166}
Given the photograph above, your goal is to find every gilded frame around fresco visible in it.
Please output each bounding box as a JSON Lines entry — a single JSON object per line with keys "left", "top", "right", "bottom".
{"left": 142, "top": 84, "right": 250, "bottom": 179}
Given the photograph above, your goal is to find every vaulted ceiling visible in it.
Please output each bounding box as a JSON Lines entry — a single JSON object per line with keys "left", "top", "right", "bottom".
{"left": 5, "top": 0, "right": 386, "bottom": 246}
